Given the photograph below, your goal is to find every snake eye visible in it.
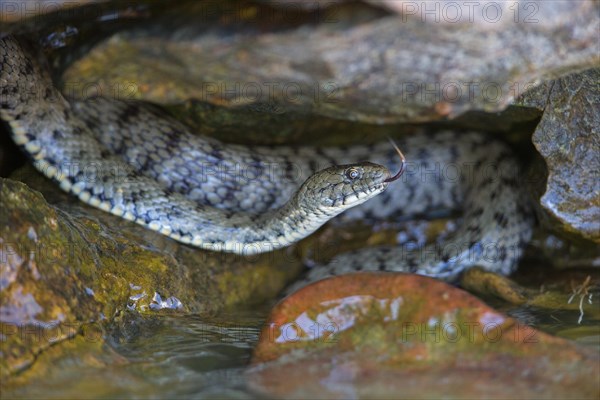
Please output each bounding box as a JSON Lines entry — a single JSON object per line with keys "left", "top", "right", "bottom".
{"left": 344, "top": 167, "right": 361, "bottom": 180}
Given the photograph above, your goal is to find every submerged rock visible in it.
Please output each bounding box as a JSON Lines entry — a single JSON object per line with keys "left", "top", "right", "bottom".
{"left": 249, "top": 272, "right": 600, "bottom": 399}
{"left": 461, "top": 267, "right": 599, "bottom": 318}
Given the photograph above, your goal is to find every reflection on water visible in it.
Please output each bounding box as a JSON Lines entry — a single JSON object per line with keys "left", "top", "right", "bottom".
{"left": 509, "top": 305, "right": 600, "bottom": 347}
{"left": 6, "top": 309, "right": 270, "bottom": 399}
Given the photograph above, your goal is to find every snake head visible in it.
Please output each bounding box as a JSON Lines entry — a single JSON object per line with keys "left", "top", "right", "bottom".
{"left": 299, "top": 162, "right": 392, "bottom": 214}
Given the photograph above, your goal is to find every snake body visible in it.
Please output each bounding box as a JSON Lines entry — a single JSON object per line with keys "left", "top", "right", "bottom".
{"left": 1, "top": 36, "right": 534, "bottom": 284}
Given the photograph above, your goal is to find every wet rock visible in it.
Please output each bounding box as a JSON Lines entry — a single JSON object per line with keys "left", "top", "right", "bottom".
{"left": 248, "top": 272, "right": 600, "bottom": 399}
{"left": 1, "top": 178, "right": 101, "bottom": 377}
{"left": 0, "top": 174, "right": 302, "bottom": 377}
{"left": 460, "top": 267, "right": 530, "bottom": 305}
{"left": 530, "top": 68, "right": 600, "bottom": 243}
{"left": 62, "top": 0, "right": 598, "bottom": 125}
{"left": 461, "top": 267, "right": 599, "bottom": 320}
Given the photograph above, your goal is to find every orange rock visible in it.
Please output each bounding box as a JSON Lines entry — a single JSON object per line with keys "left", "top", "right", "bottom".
{"left": 249, "top": 272, "right": 599, "bottom": 399}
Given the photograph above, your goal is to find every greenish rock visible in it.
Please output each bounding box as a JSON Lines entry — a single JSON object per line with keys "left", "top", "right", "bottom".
{"left": 0, "top": 173, "right": 303, "bottom": 378}
{"left": 530, "top": 68, "right": 600, "bottom": 243}
{"left": 461, "top": 267, "right": 599, "bottom": 316}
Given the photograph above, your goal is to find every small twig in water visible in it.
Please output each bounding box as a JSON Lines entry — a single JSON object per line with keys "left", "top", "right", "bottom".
{"left": 567, "top": 275, "right": 593, "bottom": 324}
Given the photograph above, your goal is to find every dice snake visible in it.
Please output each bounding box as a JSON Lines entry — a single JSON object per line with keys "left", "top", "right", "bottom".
{"left": 0, "top": 35, "right": 534, "bottom": 286}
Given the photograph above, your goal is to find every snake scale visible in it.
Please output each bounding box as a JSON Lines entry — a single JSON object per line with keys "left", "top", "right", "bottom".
{"left": 0, "top": 35, "right": 534, "bottom": 288}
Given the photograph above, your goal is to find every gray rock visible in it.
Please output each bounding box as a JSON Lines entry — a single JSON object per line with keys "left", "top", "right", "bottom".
{"left": 531, "top": 68, "right": 600, "bottom": 242}
{"left": 62, "top": 0, "right": 599, "bottom": 124}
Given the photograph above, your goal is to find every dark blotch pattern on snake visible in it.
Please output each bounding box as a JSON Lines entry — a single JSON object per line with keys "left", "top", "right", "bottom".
{"left": 0, "top": 36, "right": 534, "bottom": 289}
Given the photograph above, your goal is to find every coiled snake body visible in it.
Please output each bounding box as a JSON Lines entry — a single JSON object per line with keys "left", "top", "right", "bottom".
{"left": 0, "top": 36, "right": 533, "bottom": 286}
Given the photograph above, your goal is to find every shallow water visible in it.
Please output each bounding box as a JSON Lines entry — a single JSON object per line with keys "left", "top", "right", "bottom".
{"left": 6, "top": 311, "right": 267, "bottom": 399}
{"left": 4, "top": 293, "right": 598, "bottom": 399}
